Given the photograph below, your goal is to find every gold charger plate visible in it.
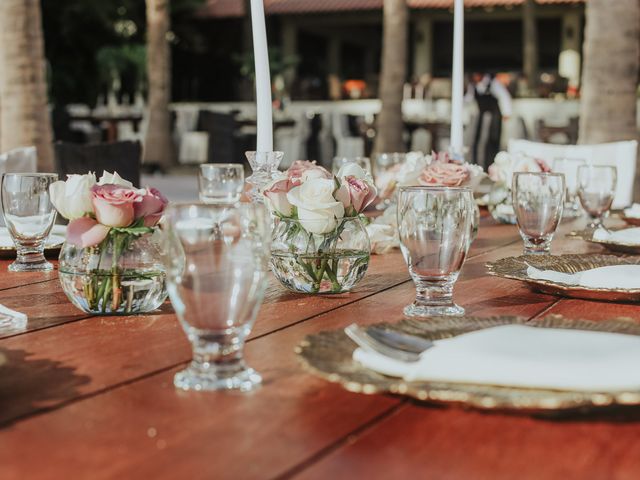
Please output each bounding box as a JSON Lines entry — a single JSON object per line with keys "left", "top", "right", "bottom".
{"left": 567, "top": 227, "right": 640, "bottom": 255}
{"left": 486, "top": 254, "right": 640, "bottom": 302}
{"left": 296, "top": 315, "right": 640, "bottom": 412}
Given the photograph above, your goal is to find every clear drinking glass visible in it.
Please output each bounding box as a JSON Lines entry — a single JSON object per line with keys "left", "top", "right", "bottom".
{"left": 397, "top": 186, "right": 475, "bottom": 317}
{"left": 162, "top": 202, "right": 271, "bottom": 392}
{"left": 375, "top": 152, "right": 406, "bottom": 210}
{"left": 332, "top": 156, "right": 372, "bottom": 175}
{"left": 512, "top": 172, "right": 565, "bottom": 255}
{"left": 1, "top": 173, "right": 58, "bottom": 272}
{"left": 577, "top": 165, "right": 617, "bottom": 230}
{"left": 552, "top": 157, "right": 585, "bottom": 217}
{"left": 198, "top": 163, "right": 245, "bottom": 205}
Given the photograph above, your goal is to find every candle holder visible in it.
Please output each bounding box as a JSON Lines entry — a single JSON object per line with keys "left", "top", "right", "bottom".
{"left": 245, "top": 151, "right": 284, "bottom": 203}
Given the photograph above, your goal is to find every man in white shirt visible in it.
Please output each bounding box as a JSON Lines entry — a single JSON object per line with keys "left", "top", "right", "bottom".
{"left": 466, "top": 72, "right": 513, "bottom": 168}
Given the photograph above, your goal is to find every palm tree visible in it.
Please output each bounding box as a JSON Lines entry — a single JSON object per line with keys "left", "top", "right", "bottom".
{"left": 0, "top": 0, "right": 54, "bottom": 171}
{"left": 373, "top": 0, "right": 408, "bottom": 155}
{"left": 579, "top": 0, "right": 639, "bottom": 145}
{"left": 144, "top": 0, "right": 175, "bottom": 170}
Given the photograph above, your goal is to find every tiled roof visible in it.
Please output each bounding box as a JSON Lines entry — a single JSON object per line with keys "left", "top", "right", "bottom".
{"left": 199, "top": 0, "right": 584, "bottom": 18}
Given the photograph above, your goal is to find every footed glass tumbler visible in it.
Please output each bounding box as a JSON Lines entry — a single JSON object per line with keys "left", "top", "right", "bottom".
{"left": 397, "top": 186, "right": 475, "bottom": 317}
{"left": 162, "top": 203, "right": 271, "bottom": 392}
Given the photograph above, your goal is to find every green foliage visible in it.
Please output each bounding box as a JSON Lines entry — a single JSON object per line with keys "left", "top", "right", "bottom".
{"left": 41, "top": 0, "right": 205, "bottom": 106}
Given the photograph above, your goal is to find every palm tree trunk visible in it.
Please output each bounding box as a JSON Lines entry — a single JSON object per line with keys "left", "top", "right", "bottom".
{"left": 522, "top": 0, "right": 538, "bottom": 91}
{"left": 144, "top": 0, "right": 175, "bottom": 170}
{"left": 579, "top": 0, "right": 639, "bottom": 144}
{"left": 374, "top": 0, "right": 408, "bottom": 155}
{"left": 0, "top": 0, "right": 54, "bottom": 172}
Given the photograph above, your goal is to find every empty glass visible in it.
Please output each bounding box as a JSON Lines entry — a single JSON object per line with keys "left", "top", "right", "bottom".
{"left": 162, "top": 202, "right": 271, "bottom": 392}
{"left": 332, "top": 156, "right": 372, "bottom": 175}
{"left": 375, "top": 152, "right": 406, "bottom": 210}
{"left": 198, "top": 163, "right": 245, "bottom": 205}
{"left": 577, "top": 165, "right": 617, "bottom": 230}
{"left": 553, "top": 157, "right": 585, "bottom": 217}
{"left": 512, "top": 172, "right": 565, "bottom": 255}
{"left": 397, "top": 186, "right": 475, "bottom": 317}
{"left": 1, "top": 173, "right": 58, "bottom": 272}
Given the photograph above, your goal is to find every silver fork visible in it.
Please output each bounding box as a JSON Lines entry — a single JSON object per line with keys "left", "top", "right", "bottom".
{"left": 344, "top": 324, "right": 434, "bottom": 362}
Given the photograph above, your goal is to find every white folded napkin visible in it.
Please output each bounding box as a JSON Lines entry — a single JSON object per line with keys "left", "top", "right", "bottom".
{"left": 593, "top": 227, "right": 640, "bottom": 245}
{"left": 353, "top": 324, "right": 640, "bottom": 392}
{"left": 526, "top": 264, "right": 640, "bottom": 289}
{"left": 624, "top": 203, "right": 640, "bottom": 218}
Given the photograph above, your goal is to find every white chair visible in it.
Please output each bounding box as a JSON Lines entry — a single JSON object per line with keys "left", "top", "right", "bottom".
{"left": 0, "top": 146, "right": 38, "bottom": 174}
{"left": 332, "top": 112, "right": 365, "bottom": 159}
{"left": 275, "top": 114, "right": 310, "bottom": 169}
{"left": 178, "top": 132, "right": 209, "bottom": 165}
{"left": 410, "top": 128, "right": 432, "bottom": 153}
{"left": 508, "top": 139, "right": 638, "bottom": 209}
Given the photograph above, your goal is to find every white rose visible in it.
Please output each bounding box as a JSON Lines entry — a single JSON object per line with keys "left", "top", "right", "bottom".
{"left": 49, "top": 173, "right": 97, "bottom": 220}
{"left": 287, "top": 178, "right": 345, "bottom": 234}
{"left": 488, "top": 151, "right": 513, "bottom": 185}
{"left": 337, "top": 162, "right": 366, "bottom": 179}
{"left": 396, "top": 152, "right": 428, "bottom": 186}
{"left": 98, "top": 170, "right": 133, "bottom": 187}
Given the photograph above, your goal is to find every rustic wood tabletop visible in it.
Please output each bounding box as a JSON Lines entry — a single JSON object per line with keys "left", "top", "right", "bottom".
{"left": 1, "top": 215, "right": 639, "bottom": 480}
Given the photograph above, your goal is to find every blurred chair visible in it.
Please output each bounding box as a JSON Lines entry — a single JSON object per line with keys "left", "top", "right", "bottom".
{"left": 275, "top": 114, "right": 309, "bottom": 169}
{"left": 508, "top": 139, "right": 638, "bottom": 209}
{"left": 535, "top": 117, "right": 579, "bottom": 144}
{"left": 332, "top": 112, "right": 364, "bottom": 159}
{"left": 54, "top": 141, "right": 142, "bottom": 187}
{"left": 178, "top": 132, "right": 209, "bottom": 165}
{"left": 0, "top": 146, "right": 38, "bottom": 174}
{"left": 410, "top": 128, "right": 432, "bottom": 153}
{"left": 197, "top": 111, "right": 254, "bottom": 165}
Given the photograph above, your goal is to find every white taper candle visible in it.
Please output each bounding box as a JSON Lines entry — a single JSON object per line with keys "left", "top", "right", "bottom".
{"left": 450, "top": 0, "right": 464, "bottom": 157}
{"left": 250, "top": 0, "right": 273, "bottom": 152}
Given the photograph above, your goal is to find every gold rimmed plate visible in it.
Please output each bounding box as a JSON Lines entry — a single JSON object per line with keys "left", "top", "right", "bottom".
{"left": 568, "top": 226, "right": 640, "bottom": 255}
{"left": 296, "top": 315, "right": 640, "bottom": 413}
{"left": 486, "top": 254, "right": 640, "bottom": 302}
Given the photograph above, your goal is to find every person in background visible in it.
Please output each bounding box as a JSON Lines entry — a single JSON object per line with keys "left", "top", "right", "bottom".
{"left": 466, "top": 72, "right": 513, "bottom": 168}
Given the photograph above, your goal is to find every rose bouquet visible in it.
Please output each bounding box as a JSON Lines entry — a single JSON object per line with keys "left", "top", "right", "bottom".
{"left": 263, "top": 160, "right": 377, "bottom": 293}
{"left": 50, "top": 171, "right": 169, "bottom": 314}
{"left": 481, "top": 152, "right": 551, "bottom": 224}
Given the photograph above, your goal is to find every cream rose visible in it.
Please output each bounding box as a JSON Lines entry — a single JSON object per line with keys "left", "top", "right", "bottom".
{"left": 396, "top": 152, "right": 428, "bottom": 186}
{"left": 49, "top": 173, "right": 97, "bottom": 220}
{"left": 287, "top": 178, "right": 345, "bottom": 234}
{"left": 98, "top": 170, "right": 134, "bottom": 187}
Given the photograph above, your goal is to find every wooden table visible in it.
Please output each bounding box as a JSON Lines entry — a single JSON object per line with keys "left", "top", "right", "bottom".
{"left": 2, "top": 217, "right": 640, "bottom": 479}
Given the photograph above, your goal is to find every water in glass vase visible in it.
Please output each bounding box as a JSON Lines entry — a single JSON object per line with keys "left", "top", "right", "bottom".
{"left": 59, "top": 269, "right": 166, "bottom": 314}
{"left": 271, "top": 249, "right": 369, "bottom": 294}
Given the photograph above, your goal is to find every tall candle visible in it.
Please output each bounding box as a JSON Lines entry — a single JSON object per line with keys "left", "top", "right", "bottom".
{"left": 450, "top": 0, "right": 464, "bottom": 157}
{"left": 250, "top": 0, "right": 273, "bottom": 152}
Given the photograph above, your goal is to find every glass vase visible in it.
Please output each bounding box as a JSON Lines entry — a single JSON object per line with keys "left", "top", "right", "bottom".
{"left": 270, "top": 216, "right": 371, "bottom": 294}
{"left": 58, "top": 230, "right": 168, "bottom": 315}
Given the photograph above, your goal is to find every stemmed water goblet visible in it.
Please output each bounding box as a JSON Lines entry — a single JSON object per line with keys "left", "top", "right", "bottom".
{"left": 577, "top": 165, "right": 617, "bottom": 230}
{"left": 397, "top": 186, "right": 475, "bottom": 317}
{"left": 552, "top": 157, "right": 585, "bottom": 217}
{"left": 512, "top": 172, "right": 565, "bottom": 255}
{"left": 162, "top": 202, "right": 271, "bottom": 392}
{"left": 375, "top": 152, "right": 406, "bottom": 210}
{"left": 1, "top": 173, "right": 58, "bottom": 272}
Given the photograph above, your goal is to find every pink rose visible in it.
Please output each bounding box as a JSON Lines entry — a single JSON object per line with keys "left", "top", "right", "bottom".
{"left": 134, "top": 187, "right": 168, "bottom": 227}
{"left": 336, "top": 176, "right": 377, "bottom": 214}
{"left": 286, "top": 160, "right": 332, "bottom": 183}
{"left": 263, "top": 176, "right": 295, "bottom": 216}
{"left": 91, "top": 184, "right": 144, "bottom": 227}
{"left": 419, "top": 163, "right": 470, "bottom": 187}
{"left": 66, "top": 217, "right": 110, "bottom": 248}
{"left": 535, "top": 158, "right": 552, "bottom": 172}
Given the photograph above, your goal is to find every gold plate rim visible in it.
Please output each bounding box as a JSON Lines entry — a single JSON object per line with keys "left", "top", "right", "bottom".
{"left": 486, "top": 253, "right": 640, "bottom": 299}
{"left": 296, "top": 315, "right": 640, "bottom": 412}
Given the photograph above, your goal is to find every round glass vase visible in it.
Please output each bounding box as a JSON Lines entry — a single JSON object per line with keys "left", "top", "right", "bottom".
{"left": 58, "top": 230, "right": 168, "bottom": 315}
{"left": 270, "top": 217, "right": 371, "bottom": 294}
